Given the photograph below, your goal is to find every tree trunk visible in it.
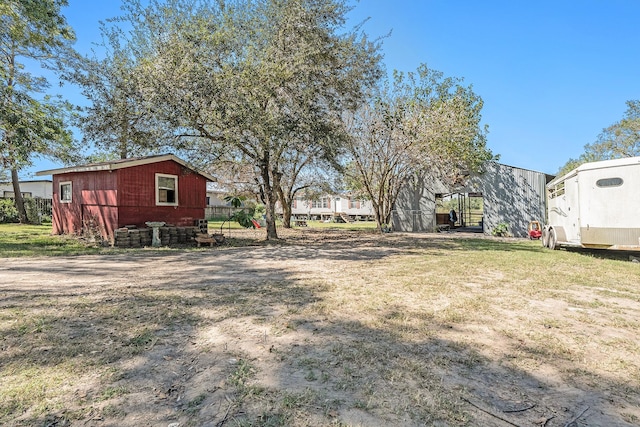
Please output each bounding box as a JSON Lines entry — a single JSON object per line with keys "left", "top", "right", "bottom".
{"left": 276, "top": 185, "right": 292, "bottom": 228}
{"left": 369, "top": 198, "right": 384, "bottom": 232}
{"left": 260, "top": 162, "right": 279, "bottom": 240}
{"left": 281, "top": 201, "right": 292, "bottom": 228}
{"left": 11, "top": 168, "right": 28, "bottom": 223}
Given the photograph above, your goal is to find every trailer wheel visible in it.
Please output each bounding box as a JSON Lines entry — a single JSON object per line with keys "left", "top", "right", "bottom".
{"left": 541, "top": 227, "right": 549, "bottom": 247}
{"left": 548, "top": 228, "right": 557, "bottom": 250}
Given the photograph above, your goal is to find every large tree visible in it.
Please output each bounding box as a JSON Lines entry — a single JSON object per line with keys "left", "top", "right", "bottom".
{"left": 113, "top": 0, "right": 382, "bottom": 239}
{"left": 558, "top": 100, "right": 640, "bottom": 176}
{"left": 67, "top": 19, "right": 170, "bottom": 160}
{"left": 1, "top": 0, "right": 78, "bottom": 222}
{"left": 344, "top": 65, "right": 494, "bottom": 231}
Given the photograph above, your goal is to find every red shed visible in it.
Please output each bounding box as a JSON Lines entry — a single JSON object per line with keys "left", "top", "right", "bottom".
{"left": 36, "top": 154, "right": 214, "bottom": 240}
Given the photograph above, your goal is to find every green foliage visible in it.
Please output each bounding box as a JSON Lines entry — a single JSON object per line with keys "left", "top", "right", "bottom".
{"left": 232, "top": 209, "right": 256, "bottom": 229}
{"left": 344, "top": 63, "right": 495, "bottom": 231}
{"left": 67, "top": 18, "right": 166, "bottom": 160}
{"left": 224, "top": 195, "right": 245, "bottom": 209}
{"left": 558, "top": 99, "right": 640, "bottom": 175}
{"left": 107, "top": 0, "right": 382, "bottom": 240}
{"left": 491, "top": 222, "right": 510, "bottom": 237}
{"left": 222, "top": 195, "right": 257, "bottom": 229}
{"left": 1, "top": 0, "right": 78, "bottom": 165}
{"left": 253, "top": 204, "right": 266, "bottom": 219}
{"left": 1, "top": 0, "right": 80, "bottom": 222}
{"left": 0, "top": 199, "right": 19, "bottom": 223}
{"left": 23, "top": 198, "right": 40, "bottom": 224}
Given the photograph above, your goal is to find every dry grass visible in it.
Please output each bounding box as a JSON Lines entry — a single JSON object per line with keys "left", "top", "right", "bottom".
{"left": 1, "top": 228, "right": 639, "bottom": 426}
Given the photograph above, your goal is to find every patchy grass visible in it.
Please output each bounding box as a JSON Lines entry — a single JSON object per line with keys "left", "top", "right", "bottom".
{"left": 0, "top": 224, "right": 106, "bottom": 257}
{"left": 1, "top": 231, "right": 639, "bottom": 426}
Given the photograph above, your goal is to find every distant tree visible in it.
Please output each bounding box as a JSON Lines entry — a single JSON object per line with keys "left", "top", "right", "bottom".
{"left": 275, "top": 142, "right": 339, "bottom": 228}
{"left": 558, "top": 100, "right": 640, "bottom": 176}
{"left": 344, "top": 65, "right": 495, "bottom": 232}
{"left": 1, "top": 0, "right": 79, "bottom": 223}
{"left": 116, "top": 0, "right": 382, "bottom": 239}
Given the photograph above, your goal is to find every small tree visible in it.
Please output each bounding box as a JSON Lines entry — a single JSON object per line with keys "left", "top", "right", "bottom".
{"left": 558, "top": 100, "right": 640, "bottom": 176}
{"left": 221, "top": 195, "right": 256, "bottom": 232}
{"left": 68, "top": 20, "right": 168, "bottom": 160}
{"left": 344, "top": 65, "right": 494, "bottom": 232}
{"left": 0, "top": 199, "right": 19, "bottom": 223}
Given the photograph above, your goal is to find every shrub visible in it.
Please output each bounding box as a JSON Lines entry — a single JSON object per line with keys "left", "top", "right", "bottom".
{"left": 24, "top": 198, "right": 41, "bottom": 224}
{"left": 492, "top": 222, "right": 510, "bottom": 237}
{"left": 0, "top": 199, "right": 19, "bottom": 223}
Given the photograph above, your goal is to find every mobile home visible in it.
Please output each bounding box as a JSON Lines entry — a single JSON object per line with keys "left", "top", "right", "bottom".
{"left": 543, "top": 156, "right": 640, "bottom": 250}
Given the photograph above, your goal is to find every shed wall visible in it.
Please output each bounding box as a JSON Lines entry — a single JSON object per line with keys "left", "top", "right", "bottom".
{"left": 51, "top": 160, "right": 208, "bottom": 240}
{"left": 52, "top": 171, "right": 118, "bottom": 237}
{"left": 117, "top": 160, "right": 207, "bottom": 228}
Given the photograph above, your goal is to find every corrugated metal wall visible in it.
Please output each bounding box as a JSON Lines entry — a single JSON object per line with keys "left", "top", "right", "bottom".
{"left": 393, "top": 162, "right": 548, "bottom": 237}
{"left": 479, "top": 163, "right": 547, "bottom": 237}
{"left": 392, "top": 174, "right": 447, "bottom": 232}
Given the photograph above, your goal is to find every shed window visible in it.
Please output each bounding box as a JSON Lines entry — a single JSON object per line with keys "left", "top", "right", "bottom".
{"left": 596, "top": 177, "right": 623, "bottom": 188}
{"left": 156, "top": 174, "right": 178, "bottom": 206}
{"left": 59, "top": 182, "right": 72, "bottom": 203}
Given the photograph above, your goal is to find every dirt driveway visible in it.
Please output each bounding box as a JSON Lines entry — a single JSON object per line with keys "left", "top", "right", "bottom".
{"left": 1, "top": 230, "right": 639, "bottom": 426}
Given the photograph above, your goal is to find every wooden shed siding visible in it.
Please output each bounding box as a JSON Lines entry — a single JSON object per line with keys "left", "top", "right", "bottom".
{"left": 118, "top": 207, "right": 205, "bottom": 227}
{"left": 117, "top": 161, "right": 206, "bottom": 208}
{"left": 117, "top": 164, "right": 155, "bottom": 207}
{"left": 52, "top": 171, "right": 118, "bottom": 237}
{"left": 115, "top": 161, "right": 207, "bottom": 228}
{"left": 83, "top": 204, "right": 118, "bottom": 239}
{"left": 50, "top": 158, "right": 208, "bottom": 239}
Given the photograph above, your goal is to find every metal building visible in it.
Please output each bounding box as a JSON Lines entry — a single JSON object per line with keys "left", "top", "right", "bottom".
{"left": 392, "top": 162, "right": 554, "bottom": 237}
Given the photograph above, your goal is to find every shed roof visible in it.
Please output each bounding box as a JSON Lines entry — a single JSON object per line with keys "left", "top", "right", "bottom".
{"left": 35, "top": 154, "right": 215, "bottom": 182}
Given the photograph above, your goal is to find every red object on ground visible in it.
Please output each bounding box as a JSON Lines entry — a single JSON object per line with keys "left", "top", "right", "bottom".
{"left": 529, "top": 229, "right": 542, "bottom": 239}
{"left": 251, "top": 219, "right": 261, "bottom": 228}
{"left": 528, "top": 220, "right": 542, "bottom": 239}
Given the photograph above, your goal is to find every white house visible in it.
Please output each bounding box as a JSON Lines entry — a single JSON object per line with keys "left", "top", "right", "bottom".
{"left": 285, "top": 195, "right": 375, "bottom": 222}
{"left": 0, "top": 180, "right": 53, "bottom": 199}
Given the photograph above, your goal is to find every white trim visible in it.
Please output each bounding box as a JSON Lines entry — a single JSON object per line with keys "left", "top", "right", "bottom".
{"left": 59, "top": 181, "right": 72, "bottom": 203}
{"left": 35, "top": 154, "right": 216, "bottom": 182}
{"left": 155, "top": 173, "right": 178, "bottom": 206}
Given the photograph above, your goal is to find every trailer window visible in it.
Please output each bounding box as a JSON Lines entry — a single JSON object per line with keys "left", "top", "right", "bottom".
{"left": 548, "top": 181, "right": 565, "bottom": 199}
{"left": 596, "top": 177, "right": 623, "bottom": 188}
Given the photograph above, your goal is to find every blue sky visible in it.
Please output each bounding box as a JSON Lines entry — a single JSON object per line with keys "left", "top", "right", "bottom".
{"left": 25, "top": 0, "right": 640, "bottom": 178}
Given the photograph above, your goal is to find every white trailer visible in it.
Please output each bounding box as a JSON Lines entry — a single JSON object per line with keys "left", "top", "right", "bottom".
{"left": 543, "top": 156, "right": 640, "bottom": 250}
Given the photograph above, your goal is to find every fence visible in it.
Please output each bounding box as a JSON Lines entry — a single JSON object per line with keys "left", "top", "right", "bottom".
{"left": 0, "top": 197, "right": 52, "bottom": 218}
{"left": 205, "top": 206, "right": 244, "bottom": 220}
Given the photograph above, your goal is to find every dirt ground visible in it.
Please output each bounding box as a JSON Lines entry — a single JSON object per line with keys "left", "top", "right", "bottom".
{"left": 1, "top": 229, "right": 639, "bottom": 426}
